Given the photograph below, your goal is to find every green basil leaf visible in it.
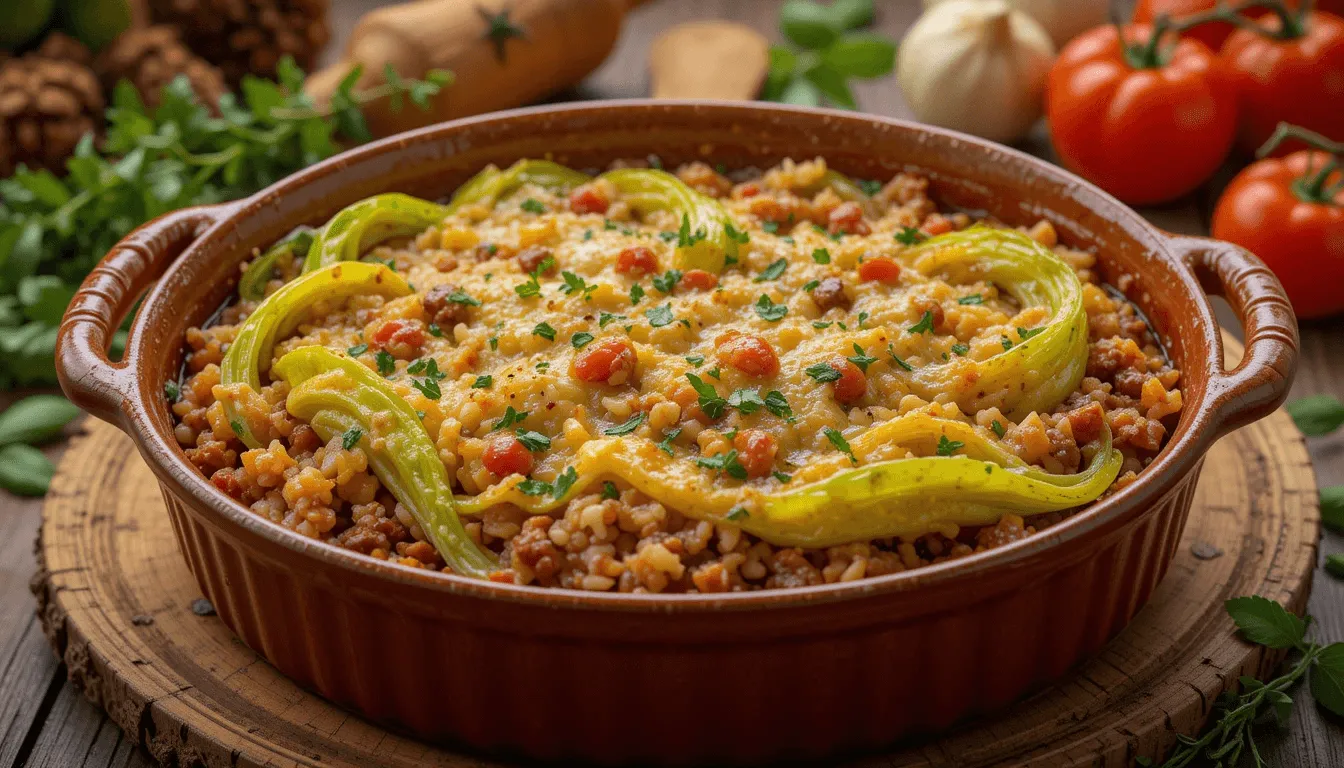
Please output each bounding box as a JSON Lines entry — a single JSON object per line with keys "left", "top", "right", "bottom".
{"left": 17, "top": 276, "right": 76, "bottom": 325}
{"left": 1224, "top": 595, "right": 1306, "bottom": 650}
{"left": 777, "top": 77, "right": 822, "bottom": 107}
{"left": 1286, "top": 395, "right": 1344, "bottom": 436}
{"left": 830, "top": 0, "right": 874, "bottom": 30}
{"left": 820, "top": 35, "right": 896, "bottom": 78}
{"left": 1322, "top": 486, "right": 1343, "bottom": 533}
{"left": 803, "top": 64, "right": 857, "bottom": 109}
{"left": 763, "top": 46, "right": 798, "bottom": 100}
{"left": 0, "top": 443, "right": 55, "bottom": 496}
{"left": 0, "top": 395, "right": 81, "bottom": 447}
{"left": 780, "top": 0, "right": 842, "bottom": 49}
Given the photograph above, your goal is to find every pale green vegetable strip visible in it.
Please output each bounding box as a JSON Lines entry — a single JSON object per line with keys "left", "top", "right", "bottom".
{"left": 220, "top": 262, "right": 410, "bottom": 448}
{"left": 600, "top": 168, "right": 741, "bottom": 273}
{"left": 275, "top": 347, "right": 496, "bottom": 578}
{"left": 238, "top": 227, "right": 315, "bottom": 301}
{"left": 302, "top": 193, "right": 450, "bottom": 272}
{"left": 446, "top": 159, "right": 592, "bottom": 213}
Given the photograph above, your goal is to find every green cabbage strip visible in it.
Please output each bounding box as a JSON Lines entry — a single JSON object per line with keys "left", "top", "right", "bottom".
{"left": 797, "top": 169, "right": 878, "bottom": 216}
{"left": 220, "top": 262, "right": 410, "bottom": 448}
{"left": 905, "top": 228, "right": 1089, "bottom": 421}
{"left": 238, "top": 227, "right": 315, "bottom": 301}
{"left": 759, "top": 413, "right": 1122, "bottom": 548}
{"left": 599, "top": 168, "right": 741, "bottom": 273}
{"left": 301, "top": 193, "right": 450, "bottom": 273}
{"left": 446, "top": 159, "right": 592, "bottom": 213}
{"left": 273, "top": 347, "right": 495, "bottom": 578}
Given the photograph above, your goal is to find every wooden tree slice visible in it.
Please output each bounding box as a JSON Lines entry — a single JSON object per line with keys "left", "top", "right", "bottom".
{"left": 34, "top": 347, "right": 1319, "bottom": 767}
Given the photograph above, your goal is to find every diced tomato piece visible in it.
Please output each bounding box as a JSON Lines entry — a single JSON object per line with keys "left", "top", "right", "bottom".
{"left": 829, "top": 359, "right": 867, "bottom": 404}
{"left": 733, "top": 429, "right": 778, "bottom": 479}
{"left": 573, "top": 339, "right": 637, "bottom": 385}
{"left": 716, "top": 332, "right": 780, "bottom": 378}
{"left": 370, "top": 319, "right": 426, "bottom": 358}
{"left": 568, "top": 185, "right": 610, "bottom": 215}
{"left": 680, "top": 269, "right": 718, "bottom": 291}
{"left": 734, "top": 181, "right": 761, "bottom": 199}
{"left": 210, "top": 468, "right": 244, "bottom": 499}
{"left": 517, "top": 246, "right": 556, "bottom": 275}
{"left": 615, "top": 246, "right": 659, "bottom": 276}
{"left": 921, "top": 214, "right": 953, "bottom": 236}
{"left": 483, "top": 434, "right": 534, "bottom": 477}
{"left": 827, "top": 201, "right": 870, "bottom": 235}
{"left": 858, "top": 256, "right": 901, "bottom": 284}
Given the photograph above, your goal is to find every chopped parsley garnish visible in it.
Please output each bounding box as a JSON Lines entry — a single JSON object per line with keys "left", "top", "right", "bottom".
{"left": 887, "top": 344, "right": 915, "bottom": 371}
{"left": 532, "top": 322, "right": 557, "bottom": 341}
{"left": 604, "top": 219, "right": 618, "bottom": 231}
{"left": 724, "top": 222, "right": 750, "bottom": 244}
{"left": 990, "top": 420, "right": 1006, "bottom": 438}
{"left": 812, "top": 321, "right": 832, "bottom": 330}
{"left": 375, "top": 350, "right": 396, "bottom": 376}
{"left": 410, "top": 376, "right": 442, "bottom": 400}
{"left": 958, "top": 294, "right": 983, "bottom": 306}
{"left": 520, "top": 198, "right": 546, "bottom": 214}
{"left": 772, "top": 470, "right": 793, "bottom": 483}
{"left": 761, "top": 221, "right": 780, "bottom": 235}
{"left": 492, "top": 406, "right": 529, "bottom": 431}
{"left": 645, "top": 304, "right": 675, "bottom": 327}
{"left": 685, "top": 355, "right": 704, "bottom": 366}
{"left": 907, "top": 310, "right": 935, "bottom": 335}
{"left": 406, "top": 357, "right": 447, "bottom": 380}
{"left": 754, "top": 258, "right": 787, "bottom": 282}
{"left": 517, "top": 478, "right": 552, "bottom": 496}
{"left": 754, "top": 294, "right": 787, "bottom": 322}
{"left": 727, "top": 388, "right": 766, "bottom": 415}
{"left": 488, "top": 336, "right": 499, "bottom": 351}
{"left": 164, "top": 380, "right": 181, "bottom": 401}
{"left": 812, "top": 247, "right": 831, "bottom": 264}
{"left": 515, "top": 430, "right": 552, "bottom": 451}
{"left": 657, "top": 427, "right": 682, "bottom": 456}
{"left": 847, "top": 344, "right": 877, "bottom": 372}
{"left": 803, "top": 280, "right": 820, "bottom": 292}
{"left": 950, "top": 343, "right": 970, "bottom": 356}
{"left": 599, "top": 312, "right": 626, "bottom": 328}
{"left": 552, "top": 467, "right": 579, "bottom": 498}
{"left": 601, "top": 481, "right": 620, "bottom": 500}
{"left": 583, "top": 229, "right": 593, "bottom": 241}
{"left": 895, "top": 226, "right": 926, "bottom": 245}
{"left": 535, "top": 361, "right": 550, "bottom": 370}
{"left": 341, "top": 427, "right": 363, "bottom": 450}
{"left": 858, "top": 178, "right": 883, "bottom": 196}
{"left": 659, "top": 231, "right": 678, "bottom": 243}
{"left": 558, "top": 271, "right": 598, "bottom": 300}
{"left": 1001, "top": 335, "right": 1014, "bottom": 351}
{"left": 936, "top": 435, "right": 965, "bottom": 456}
{"left": 856, "top": 311, "right": 869, "bottom": 329}
{"left": 764, "top": 390, "right": 794, "bottom": 422}
{"left": 444, "top": 290, "right": 481, "bottom": 306}
{"left": 571, "top": 332, "right": 594, "bottom": 349}
{"left": 824, "top": 426, "right": 857, "bottom": 464}
{"left": 472, "top": 374, "right": 493, "bottom": 389}
{"left": 726, "top": 507, "right": 750, "bottom": 521}
{"left": 604, "top": 413, "right": 645, "bottom": 436}
{"left": 229, "top": 419, "right": 246, "bottom": 438}
{"left": 676, "top": 214, "right": 708, "bottom": 248}
{"left": 347, "top": 343, "right": 368, "bottom": 356}
{"left": 806, "top": 362, "right": 842, "bottom": 383}
{"left": 706, "top": 366, "right": 721, "bottom": 379}
{"left": 652, "top": 269, "right": 683, "bottom": 294}
{"left": 685, "top": 373, "right": 726, "bottom": 419}
{"left": 427, "top": 323, "right": 443, "bottom": 338}
{"left": 629, "top": 283, "right": 645, "bottom": 305}
{"left": 697, "top": 449, "right": 748, "bottom": 480}
{"left": 1017, "top": 326, "right": 1046, "bottom": 341}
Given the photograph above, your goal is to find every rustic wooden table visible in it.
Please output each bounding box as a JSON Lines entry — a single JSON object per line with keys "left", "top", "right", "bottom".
{"left": 1, "top": 1, "right": 1340, "bottom": 766}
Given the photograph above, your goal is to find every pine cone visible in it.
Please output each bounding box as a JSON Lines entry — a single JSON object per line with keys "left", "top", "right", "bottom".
{"left": 98, "top": 26, "right": 227, "bottom": 110}
{"left": 35, "top": 33, "right": 94, "bottom": 67}
{"left": 148, "top": 0, "right": 329, "bottom": 86}
{"left": 0, "top": 55, "right": 104, "bottom": 177}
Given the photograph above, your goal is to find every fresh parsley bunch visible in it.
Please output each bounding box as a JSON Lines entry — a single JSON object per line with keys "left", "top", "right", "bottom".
{"left": 1286, "top": 394, "right": 1344, "bottom": 576}
{"left": 0, "top": 58, "right": 449, "bottom": 391}
{"left": 762, "top": 0, "right": 897, "bottom": 109}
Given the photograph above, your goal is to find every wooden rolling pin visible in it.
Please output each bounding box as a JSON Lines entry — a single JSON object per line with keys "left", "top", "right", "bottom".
{"left": 306, "top": 0, "right": 644, "bottom": 138}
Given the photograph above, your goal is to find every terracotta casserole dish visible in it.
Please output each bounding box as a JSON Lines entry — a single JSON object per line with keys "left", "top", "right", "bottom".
{"left": 55, "top": 102, "right": 1298, "bottom": 765}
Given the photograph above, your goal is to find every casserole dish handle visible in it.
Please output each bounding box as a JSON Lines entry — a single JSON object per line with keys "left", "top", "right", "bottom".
{"left": 56, "top": 205, "right": 228, "bottom": 427}
{"left": 1173, "top": 236, "right": 1299, "bottom": 441}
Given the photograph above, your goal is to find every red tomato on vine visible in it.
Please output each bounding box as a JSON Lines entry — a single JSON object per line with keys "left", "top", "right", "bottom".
{"left": 1221, "top": 9, "right": 1344, "bottom": 154}
{"left": 1046, "top": 24, "right": 1237, "bottom": 205}
{"left": 1212, "top": 125, "right": 1344, "bottom": 319}
{"left": 1134, "top": 0, "right": 1342, "bottom": 48}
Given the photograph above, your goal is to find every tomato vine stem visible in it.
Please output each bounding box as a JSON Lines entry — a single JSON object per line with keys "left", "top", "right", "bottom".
{"left": 1122, "top": 0, "right": 1311, "bottom": 70}
{"left": 1258, "top": 122, "right": 1344, "bottom": 205}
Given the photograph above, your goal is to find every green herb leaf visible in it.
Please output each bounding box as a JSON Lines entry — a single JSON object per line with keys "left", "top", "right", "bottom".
{"left": 821, "top": 34, "right": 896, "bottom": 78}
{"left": 630, "top": 283, "right": 646, "bottom": 306}
{"left": 887, "top": 344, "right": 915, "bottom": 372}
{"left": 958, "top": 294, "right": 983, "bottom": 306}
{"left": 410, "top": 376, "right": 442, "bottom": 400}
{"left": 517, "top": 477, "right": 552, "bottom": 496}
{"left": 727, "top": 388, "right": 766, "bottom": 415}
{"left": 764, "top": 390, "right": 794, "bottom": 421}
{"left": 824, "top": 426, "right": 856, "bottom": 464}
{"left": 1287, "top": 395, "right": 1344, "bottom": 436}
{"left": 811, "top": 247, "right": 831, "bottom": 264}
{"left": 1311, "top": 643, "right": 1344, "bottom": 716}
{"left": 514, "top": 429, "right": 551, "bottom": 451}
{"left": 676, "top": 214, "right": 707, "bottom": 248}
{"left": 472, "top": 374, "right": 493, "bottom": 389}
{"left": 646, "top": 304, "right": 675, "bottom": 328}
{"left": 347, "top": 343, "right": 369, "bottom": 356}
{"left": 604, "top": 413, "right": 645, "bottom": 436}
{"left": 657, "top": 427, "right": 682, "bottom": 456}
{"left": 727, "top": 507, "right": 750, "bottom": 521}
{"left": 165, "top": 381, "right": 181, "bottom": 402}
{"left": 780, "top": 0, "right": 842, "bottom": 49}
{"left": 341, "top": 427, "right": 363, "bottom": 450}
{"left": 830, "top": 0, "right": 874, "bottom": 29}
{"left": 375, "top": 350, "right": 396, "bottom": 376}
{"left": 0, "top": 395, "right": 81, "bottom": 447}
{"left": 936, "top": 435, "right": 964, "bottom": 456}
{"left": 990, "top": 420, "right": 1006, "bottom": 438}
{"left": 772, "top": 470, "right": 793, "bottom": 483}
{"left": 1017, "top": 326, "right": 1045, "bottom": 341}
{"left": 803, "top": 64, "right": 857, "bottom": 109}
{"left": 777, "top": 76, "right": 823, "bottom": 106}
{"left": 520, "top": 198, "right": 546, "bottom": 214}
{"left": 0, "top": 443, "right": 55, "bottom": 497}
{"left": 847, "top": 344, "right": 877, "bottom": 372}
{"left": 653, "top": 269, "right": 683, "bottom": 294}
{"left": 571, "top": 332, "right": 595, "bottom": 349}
{"left": 601, "top": 481, "right": 620, "bottom": 500}
{"left": 552, "top": 466, "right": 578, "bottom": 498}
{"left": 558, "top": 271, "right": 598, "bottom": 300}
{"left": 532, "top": 322, "right": 557, "bottom": 341}
{"left": 1326, "top": 553, "right": 1344, "bottom": 579}
{"left": 754, "top": 294, "right": 788, "bottom": 322}
{"left": 1224, "top": 595, "right": 1306, "bottom": 650}
{"left": 1322, "top": 486, "right": 1344, "bottom": 532}
{"left": 950, "top": 343, "right": 969, "bottom": 357}
{"left": 806, "top": 362, "right": 842, "bottom": 382}
{"left": 444, "top": 290, "right": 481, "bottom": 306}
{"left": 754, "top": 258, "right": 788, "bottom": 282}
{"left": 907, "top": 310, "right": 935, "bottom": 335}
{"left": 685, "top": 355, "right": 704, "bottom": 366}
{"left": 492, "top": 406, "right": 529, "bottom": 431}
{"left": 697, "top": 449, "right": 748, "bottom": 480}
{"left": 895, "top": 226, "right": 926, "bottom": 245}
{"left": 685, "top": 373, "right": 727, "bottom": 419}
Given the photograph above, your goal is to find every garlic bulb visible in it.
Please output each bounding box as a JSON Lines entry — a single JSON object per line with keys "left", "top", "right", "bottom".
{"left": 923, "top": 0, "right": 1109, "bottom": 47}
{"left": 899, "top": 0, "right": 1055, "bottom": 144}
